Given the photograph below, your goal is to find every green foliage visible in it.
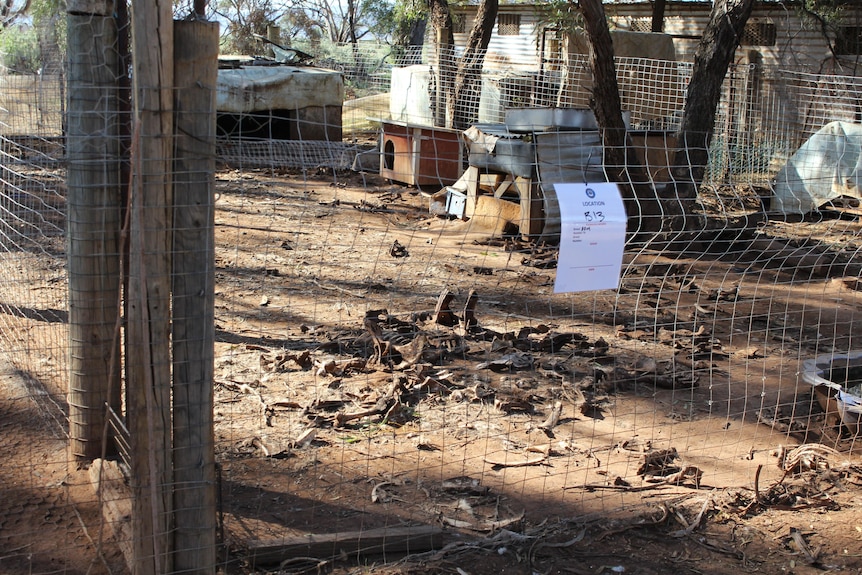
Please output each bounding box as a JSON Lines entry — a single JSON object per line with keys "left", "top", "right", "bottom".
{"left": 220, "top": 6, "right": 275, "bottom": 55}
{"left": 279, "top": 7, "right": 324, "bottom": 43}
{"left": 364, "top": 0, "right": 399, "bottom": 43}
{"left": 217, "top": 0, "right": 284, "bottom": 56}
{"left": 0, "top": 0, "right": 65, "bottom": 74}
{"left": 385, "top": 0, "right": 425, "bottom": 46}
{"left": 219, "top": 0, "right": 399, "bottom": 54}
{"left": 798, "top": 0, "right": 844, "bottom": 26}
{"left": 29, "top": 0, "right": 64, "bottom": 23}
{"left": 537, "top": 0, "right": 582, "bottom": 35}
{"left": 0, "top": 25, "right": 40, "bottom": 73}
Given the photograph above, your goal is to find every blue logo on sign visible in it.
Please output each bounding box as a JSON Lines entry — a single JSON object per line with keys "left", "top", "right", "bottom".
{"left": 585, "top": 188, "right": 596, "bottom": 199}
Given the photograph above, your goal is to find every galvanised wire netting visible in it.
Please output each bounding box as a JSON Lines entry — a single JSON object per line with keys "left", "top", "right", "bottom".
{"left": 2, "top": 18, "right": 862, "bottom": 575}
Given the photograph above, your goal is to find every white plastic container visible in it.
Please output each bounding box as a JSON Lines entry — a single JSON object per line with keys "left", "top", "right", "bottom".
{"left": 801, "top": 351, "right": 862, "bottom": 432}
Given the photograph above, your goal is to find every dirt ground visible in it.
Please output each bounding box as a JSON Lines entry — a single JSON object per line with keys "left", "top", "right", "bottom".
{"left": 207, "top": 167, "right": 862, "bottom": 574}
{"left": 4, "top": 165, "right": 862, "bottom": 575}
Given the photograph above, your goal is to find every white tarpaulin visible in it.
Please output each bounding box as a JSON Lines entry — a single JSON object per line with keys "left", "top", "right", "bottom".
{"left": 772, "top": 121, "right": 862, "bottom": 214}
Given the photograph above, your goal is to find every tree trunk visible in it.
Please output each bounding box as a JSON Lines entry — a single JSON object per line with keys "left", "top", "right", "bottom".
{"left": 668, "top": 0, "right": 755, "bottom": 212}
{"left": 445, "top": 0, "right": 497, "bottom": 130}
{"left": 408, "top": 19, "right": 426, "bottom": 48}
{"left": 651, "top": 0, "right": 666, "bottom": 33}
{"left": 579, "top": 0, "right": 661, "bottom": 235}
{"left": 427, "top": 0, "right": 453, "bottom": 127}
{"left": 348, "top": 0, "right": 356, "bottom": 45}
{"left": 427, "top": 0, "right": 496, "bottom": 129}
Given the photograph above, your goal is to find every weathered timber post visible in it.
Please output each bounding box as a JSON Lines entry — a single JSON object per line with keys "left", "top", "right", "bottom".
{"left": 127, "top": 0, "right": 174, "bottom": 572}
{"left": 172, "top": 19, "right": 219, "bottom": 574}
{"left": 66, "top": 0, "right": 122, "bottom": 463}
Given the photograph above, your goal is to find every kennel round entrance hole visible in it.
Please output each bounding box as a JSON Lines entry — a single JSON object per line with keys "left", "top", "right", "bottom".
{"left": 383, "top": 139, "right": 396, "bottom": 171}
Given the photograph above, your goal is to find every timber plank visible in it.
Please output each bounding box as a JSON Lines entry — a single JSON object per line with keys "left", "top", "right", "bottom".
{"left": 247, "top": 524, "right": 443, "bottom": 567}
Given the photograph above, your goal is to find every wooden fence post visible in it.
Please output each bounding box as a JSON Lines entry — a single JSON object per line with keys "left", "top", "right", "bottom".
{"left": 172, "top": 19, "right": 219, "bottom": 574}
{"left": 66, "top": 0, "right": 122, "bottom": 463}
{"left": 126, "top": 0, "right": 174, "bottom": 572}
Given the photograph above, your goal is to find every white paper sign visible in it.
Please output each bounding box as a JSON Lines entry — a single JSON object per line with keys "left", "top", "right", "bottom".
{"left": 553, "top": 182, "right": 627, "bottom": 293}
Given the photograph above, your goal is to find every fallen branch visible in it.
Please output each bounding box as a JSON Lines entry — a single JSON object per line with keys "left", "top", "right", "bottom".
{"left": 246, "top": 525, "right": 443, "bottom": 567}
{"left": 668, "top": 495, "right": 712, "bottom": 537}
{"left": 790, "top": 528, "right": 820, "bottom": 565}
{"left": 484, "top": 453, "right": 548, "bottom": 468}
{"left": 308, "top": 277, "right": 366, "bottom": 298}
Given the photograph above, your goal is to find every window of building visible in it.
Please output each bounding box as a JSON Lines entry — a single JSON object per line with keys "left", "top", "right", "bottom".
{"left": 629, "top": 18, "right": 652, "bottom": 33}
{"left": 498, "top": 13, "right": 520, "bottom": 36}
{"left": 453, "top": 16, "right": 468, "bottom": 34}
{"left": 836, "top": 26, "right": 862, "bottom": 55}
{"left": 740, "top": 21, "right": 777, "bottom": 47}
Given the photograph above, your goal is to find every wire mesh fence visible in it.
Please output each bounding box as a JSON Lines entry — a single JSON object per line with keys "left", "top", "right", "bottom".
{"left": 3, "top": 19, "right": 862, "bottom": 575}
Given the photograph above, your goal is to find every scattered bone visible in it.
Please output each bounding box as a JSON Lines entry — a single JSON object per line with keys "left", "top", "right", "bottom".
{"left": 537, "top": 400, "right": 563, "bottom": 432}
{"left": 440, "top": 510, "right": 525, "bottom": 532}
{"left": 637, "top": 448, "right": 680, "bottom": 477}
{"left": 335, "top": 376, "right": 407, "bottom": 427}
{"left": 526, "top": 440, "right": 570, "bottom": 457}
{"left": 432, "top": 289, "right": 457, "bottom": 326}
{"left": 261, "top": 349, "right": 312, "bottom": 372}
{"left": 247, "top": 436, "right": 270, "bottom": 457}
{"left": 291, "top": 427, "right": 317, "bottom": 449}
{"left": 441, "top": 477, "right": 488, "bottom": 495}
{"left": 389, "top": 239, "right": 409, "bottom": 257}
{"left": 314, "top": 356, "right": 367, "bottom": 377}
{"left": 780, "top": 443, "right": 848, "bottom": 473}
{"left": 371, "top": 481, "right": 395, "bottom": 503}
{"left": 460, "top": 289, "right": 479, "bottom": 330}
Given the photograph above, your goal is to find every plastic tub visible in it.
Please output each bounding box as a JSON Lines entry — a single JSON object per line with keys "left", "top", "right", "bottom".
{"left": 801, "top": 351, "right": 862, "bottom": 433}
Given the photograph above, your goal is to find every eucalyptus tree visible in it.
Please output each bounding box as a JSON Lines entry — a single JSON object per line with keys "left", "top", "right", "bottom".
{"left": 426, "top": 0, "right": 497, "bottom": 129}
{"left": 578, "top": 0, "right": 756, "bottom": 235}
{"left": 0, "top": 0, "right": 64, "bottom": 72}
